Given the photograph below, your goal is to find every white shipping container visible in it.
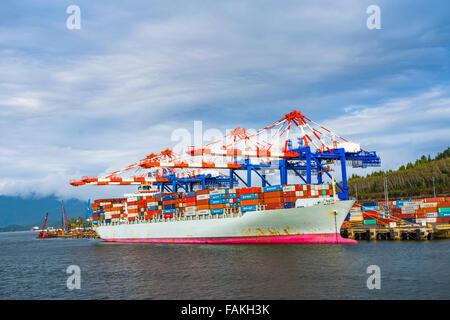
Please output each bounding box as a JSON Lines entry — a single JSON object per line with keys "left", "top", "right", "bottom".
{"left": 426, "top": 217, "right": 437, "bottom": 223}
{"left": 147, "top": 202, "right": 159, "bottom": 207}
{"left": 197, "top": 194, "right": 210, "bottom": 200}
{"left": 296, "top": 191, "right": 304, "bottom": 197}
{"left": 184, "top": 211, "right": 196, "bottom": 216}
{"left": 420, "top": 202, "right": 437, "bottom": 208}
{"left": 127, "top": 205, "right": 138, "bottom": 210}
{"left": 389, "top": 222, "right": 397, "bottom": 228}
{"left": 426, "top": 212, "right": 438, "bottom": 218}
{"left": 197, "top": 209, "right": 210, "bottom": 215}
{"left": 210, "top": 189, "right": 226, "bottom": 195}
{"left": 283, "top": 186, "right": 296, "bottom": 192}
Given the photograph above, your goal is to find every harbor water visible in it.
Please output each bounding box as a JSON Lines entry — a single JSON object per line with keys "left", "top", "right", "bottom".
{"left": 1, "top": 231, "right": 449, "bottom": 299}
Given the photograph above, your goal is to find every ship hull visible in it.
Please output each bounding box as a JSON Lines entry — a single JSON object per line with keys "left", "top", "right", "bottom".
{"left": 95, "top": 200, "right": 356, "bottom": 244}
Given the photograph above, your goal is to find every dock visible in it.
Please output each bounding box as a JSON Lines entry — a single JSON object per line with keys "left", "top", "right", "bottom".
{"left": 341, "top": 224, "right": 450, "bottom": 241}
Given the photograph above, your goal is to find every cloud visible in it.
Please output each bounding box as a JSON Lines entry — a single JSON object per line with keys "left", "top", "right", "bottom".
{"left": 0, "top": 1, "right": 449, "bottom": 199}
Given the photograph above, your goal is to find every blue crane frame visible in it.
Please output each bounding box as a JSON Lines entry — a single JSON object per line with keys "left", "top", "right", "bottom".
{"left": 149, "top": 145, "right": 380, "bottom": 200}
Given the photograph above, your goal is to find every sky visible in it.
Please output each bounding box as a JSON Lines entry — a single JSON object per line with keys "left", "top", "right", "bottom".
{"left": 0, "top": 0, "right": 449, "bottom": 200}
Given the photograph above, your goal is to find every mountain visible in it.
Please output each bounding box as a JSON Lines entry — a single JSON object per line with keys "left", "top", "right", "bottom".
{"left": 348, "top": 147, "right": 450, "bottom": 201}
{"left": 0, "top": 195, "right": 87, "bottom": 228}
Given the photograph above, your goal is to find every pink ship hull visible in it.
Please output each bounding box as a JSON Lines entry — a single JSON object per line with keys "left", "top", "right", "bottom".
{"left": 103, "top": 233, "right": 357, "bottom": 244}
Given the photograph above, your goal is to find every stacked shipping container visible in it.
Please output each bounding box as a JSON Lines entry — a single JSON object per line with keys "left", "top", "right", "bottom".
{"left": 347, "top": 197, "right": 450, "bottom": 226}
{"left": 91, "top": 184, "right": 334, "bottom": 225}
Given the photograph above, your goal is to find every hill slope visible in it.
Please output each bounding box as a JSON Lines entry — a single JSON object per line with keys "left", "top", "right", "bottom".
{"left": 0, "top": 195, "right": 87, "bottom": 228}
{"left": 348, "top": 148, "right": 450, "bottom": 201}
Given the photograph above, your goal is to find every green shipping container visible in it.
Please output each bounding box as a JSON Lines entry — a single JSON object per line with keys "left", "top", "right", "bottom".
{"left": 438, "top": 207, "right": 450, "bottom": 213}
{"left": 321, "top": 190, "right": 326, "bottom": 195}
{"left": 363, "top": 219, "right": 377, "bottom": 225}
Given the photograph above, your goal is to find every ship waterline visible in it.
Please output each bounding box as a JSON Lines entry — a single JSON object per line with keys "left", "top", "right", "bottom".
{"left": 95, "top": 200, "right": 356, "bottom": 244}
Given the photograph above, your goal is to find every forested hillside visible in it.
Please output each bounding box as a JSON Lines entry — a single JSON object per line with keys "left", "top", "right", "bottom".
{"left": 348, "top": 148, "right": 450, "bottom": 201}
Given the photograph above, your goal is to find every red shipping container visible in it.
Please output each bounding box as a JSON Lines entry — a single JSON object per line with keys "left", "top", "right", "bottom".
{"left": 437, "top": 202, "right": 450, "bottom": 208}
{"left": 185, "top": 196, "right": 196, "bottom": 203}
{"left": 164, "top": 213, "right": 174, "bottom": 218}
{"left": 363, "top": 211, "right": 380, "bottom": 219}
{"left": 283, "top": 191, "right": 296, "bottom": 198}
{"left": 128, "top": 217, "right": 136, "bottom": 221}
{"left": 240, "top": 187, "right": 261, "bottom": 195}
{"left": 265, "top": 203, "right": 284, "bottom": 210}
{"left": 396, "top": 213, "right": 415, "bottom": 219}
{"left": 436, "top": 217, "right": 450, "bottom": 223}
{"left": 196, "top": 189, "right": 211, "bottom": 195}
{"left": 283, "top": 196, "right": 297, "bottom": 203}
{"left": 163, "top": 200, "right": 175, "bottom": 205}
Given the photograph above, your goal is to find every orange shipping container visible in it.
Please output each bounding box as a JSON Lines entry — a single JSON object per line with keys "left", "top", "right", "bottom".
{"left": 240, "top": 199, "right": 262, "bottom": 206}
{"left": 263, "top": 191, "right": 283, "bottom": 199}
{"left": 197, "top": 199, "right": 209, "bottom": 206}
{"left": 264, "top": 197, "right": 284, "bottom": 204}
{"left": 197, "top": 204, "right": 210, "bottom": 210}
{"left": 211, "top": 203, "right": 226, "bottom": 209}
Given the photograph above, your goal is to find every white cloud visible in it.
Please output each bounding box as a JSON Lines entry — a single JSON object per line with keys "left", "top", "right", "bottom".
{"left": 0, "top": 1, "right": 448, "bottom": 199}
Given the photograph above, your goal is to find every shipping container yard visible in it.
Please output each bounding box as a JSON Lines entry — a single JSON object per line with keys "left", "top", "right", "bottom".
{"left": 342, "top": 197, "right": 450, "bottom": 240}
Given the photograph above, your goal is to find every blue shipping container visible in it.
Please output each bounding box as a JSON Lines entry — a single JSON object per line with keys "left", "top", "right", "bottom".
{"left": 362, "top": 206, "right": 380, "bottom": 211}
{"left": 362, "top": 202, "right": 377, "bottom": 206}
{"left": 240, "top": 193, "right": 259, "bottom": 200}
{"left": 163, "top": 209, "right": 176, "bottom": 214}
{"left": 147, "top": 205, "right": 159, "bottom": 211}
{"left": 263, "top": 185, "right": 283, "bottom": 193}
{"left": 284, "top": 202, "right": 295, "bottom": 209}
{"left": 210, "top": 194, "right": 226, "bottom": 200}
{"left": 210, "top": 198, "right": 228, "bottom": 205}
{"left": 162, "top": 195, "right": 176, "bottom": 201}
{"left": 163, "top": 204, "right": 175, "bottom": 210}
{"left": 241, "top": 205, "right": 257, "bottom": 212}
{"left": 211, "top": 208, "right": 224, "bottom": 214}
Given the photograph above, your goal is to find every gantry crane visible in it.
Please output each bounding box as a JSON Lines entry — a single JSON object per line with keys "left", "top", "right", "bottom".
{"left": 70, "top": 110, "right": 380, "bottom": 200}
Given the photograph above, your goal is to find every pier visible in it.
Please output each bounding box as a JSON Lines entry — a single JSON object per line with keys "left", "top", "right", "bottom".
{"left": 341, "top": 224, "right": 450, "bottom": 241}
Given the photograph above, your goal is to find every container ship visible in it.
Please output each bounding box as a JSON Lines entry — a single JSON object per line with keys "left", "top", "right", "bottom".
{"left": 71, "top": 110, "right": 382, "bottom": 244}
{"left": 92, "top": 184, "right": 356, "bottom": 244}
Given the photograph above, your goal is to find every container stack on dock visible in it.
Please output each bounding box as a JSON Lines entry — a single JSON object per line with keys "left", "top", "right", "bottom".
{"left": 347, "top": 197, "right": 450, "bottom": 227}
{"left": 91, "top": 184, "right": 334, "bottom": 225}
